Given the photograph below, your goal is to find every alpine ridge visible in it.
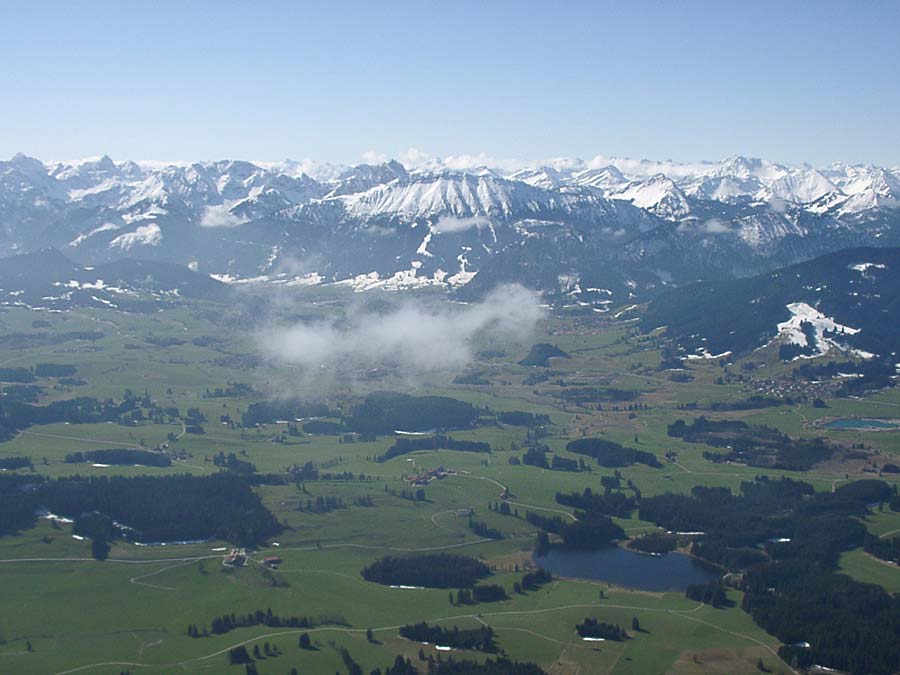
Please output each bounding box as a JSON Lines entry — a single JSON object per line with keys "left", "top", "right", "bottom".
{"left": 1, "top": 152, "right": 898, "bottom": 307}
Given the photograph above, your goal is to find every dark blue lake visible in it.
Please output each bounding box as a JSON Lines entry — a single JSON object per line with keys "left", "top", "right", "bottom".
{"left": 823, "top": 418, "right": 898, "bottom": 430}
{"left": 534, "top": 546, "right": 720, "bottom": 592}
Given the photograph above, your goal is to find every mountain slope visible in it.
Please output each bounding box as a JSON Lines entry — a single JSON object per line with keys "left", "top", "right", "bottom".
{"left": 0, "top": 249, "right": 230, "bottom": 311}
{"left": 642, "top": 247, "right": 900, "bottom": 360}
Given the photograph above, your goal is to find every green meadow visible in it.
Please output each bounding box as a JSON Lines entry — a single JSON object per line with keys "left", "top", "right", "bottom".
{"left": 0, "top": 296, "right": 897, "bottom": 675}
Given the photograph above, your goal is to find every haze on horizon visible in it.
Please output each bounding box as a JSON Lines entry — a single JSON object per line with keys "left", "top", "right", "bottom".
{"left": 1, "top": 0, "right": 899, "bottom": 167}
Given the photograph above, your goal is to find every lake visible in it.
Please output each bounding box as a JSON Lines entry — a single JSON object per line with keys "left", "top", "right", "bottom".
{"left": 534, "top": 546, "right": 720, "bottom": 592}
{"left": 823, "top": 418, "right": 898, "bottom": 430}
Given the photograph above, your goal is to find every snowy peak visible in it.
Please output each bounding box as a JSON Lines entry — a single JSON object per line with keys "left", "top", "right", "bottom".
{"left": 717, "top": 155, "right": 788, "bottom": 182}
{"left": 762, "top": 167, "right": 837, "bottom": 204}
{"left": 9, "top": 153, "right": 49, "bottom": 175}
{"left": 338, "top": 170, "right": 546, "bottom": 221}
{"left": 510, "top": 166, "right": 565, "bottom": 190}
{"left": 325, "top": 160, "right": 408, "bottom": 198}
{"left": 609, "top": 174, "right": 690, "bottom": 219}
{"left": 569, "top": 166, "right": 628, "bottom": 193}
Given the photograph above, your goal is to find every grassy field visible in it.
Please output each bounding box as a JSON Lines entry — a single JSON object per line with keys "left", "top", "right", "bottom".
{"left": 0, "top": 295, "right": 897, "bottom": 674}
{"left": 838, "top": 548, "right": 900, "bottom": 594}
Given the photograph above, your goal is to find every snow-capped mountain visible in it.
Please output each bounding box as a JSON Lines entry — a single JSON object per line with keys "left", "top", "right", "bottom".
{"left": 608, "top": 174, "right": 691, "bottom": 219}
{"left": 1, "top": 152, "right": 898, "bottom": 306}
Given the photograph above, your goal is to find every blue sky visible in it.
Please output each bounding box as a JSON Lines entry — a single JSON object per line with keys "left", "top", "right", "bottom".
{"left": 1, "top": 0, "right": 898, "bottom": 166}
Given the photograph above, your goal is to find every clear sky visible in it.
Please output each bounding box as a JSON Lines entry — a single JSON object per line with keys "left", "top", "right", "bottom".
{"left": 2, "top": 0, "right": 898, "bottom": 167}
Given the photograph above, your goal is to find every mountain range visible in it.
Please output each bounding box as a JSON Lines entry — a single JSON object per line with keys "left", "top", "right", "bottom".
{"left": 1, "top": 152, "right": 899, "bottom": 307}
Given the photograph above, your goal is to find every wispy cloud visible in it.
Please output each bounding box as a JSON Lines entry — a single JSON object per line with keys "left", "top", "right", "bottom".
{"left": 257, "top": 284, "right": 544, "bottom": 378}
{"left": 703, "top": 218, "right": 732, "bottom": 234}
{"left": 199, "top": 203, "right": 246, "bottom": 228}
{"left": 433, "top": 215, "right": 491, "bottom": 234}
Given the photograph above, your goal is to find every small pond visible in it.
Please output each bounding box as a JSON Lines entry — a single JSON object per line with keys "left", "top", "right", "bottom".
{"left": 534, "top": 546, "right": 720, "bottom": 592}
{"left": 823, "top": 418, "right": 899, "bottom": 431}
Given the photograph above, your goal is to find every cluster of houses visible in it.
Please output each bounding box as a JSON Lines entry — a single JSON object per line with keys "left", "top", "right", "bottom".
{"left": 222, "top": 548, "right": 282, "bottom": 569}
{"left": 406, "top": 466, "right": 449, "bottom": 486}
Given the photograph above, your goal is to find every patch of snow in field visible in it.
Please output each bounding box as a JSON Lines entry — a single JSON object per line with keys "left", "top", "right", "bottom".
{"left": 333, "top": 271, "right": 383, "bottom": 291}
{"left": 685, "top": 349, "right": 732, "bottom": 360}
{"left": 416, "top": 229, "right": 434, "bottom": 257}
{"left": 109, "top": 223, "right": 162, "bottom": 250}
{"left": 775, "top": 301, "right": 865, "bottom": 359}
{"left": 210, "top": 273, "right": 269, "bottom": 284}
{"left": 121, "top": 205, "right": 167, "bottom": 223}
{"left": 333, "top": 267, "right": 447, "bottom": 292}
{"left": 613, "top": 304, "right": 638, "bottom": 318}
{"left": 447, "top": 250, "right": 477, "bottom": 286}
{"left": 90, "top": 295, "right": 118, "bottom": 308}
{"left": 69, "top": 222, "right": 120, "bottom": 247}
{"left": 37, "top": 510, "right": 74, "bottom": 524}
{"left": 850, "top": 262, "right": 887, "bottom": 273}
{"left": 282, "top": 273, "right": 323, "bottom": 287}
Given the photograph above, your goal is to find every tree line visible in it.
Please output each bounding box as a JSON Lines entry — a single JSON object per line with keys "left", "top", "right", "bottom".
{"left": 555, "top": 487, "right": 636, "bottom": 518}
{"left": 527, "top": 511, "right": 625, "bottom": 550}
{"left": 376, "top": 434, "right": 490, "bottom": 463}
{"left": 668, "top": 416, "right": 835, "bottom": 471}
{"left": 188, "top": 608, "right": 347, "bottom": 637}
{"left": 399, "top": 622, "right": 496, "bottom": 651}
{"left": 361, "top": 554, "right": 491, "bottom": 588}
{"left": 565, "top": 437, "right": 661, "bottom": 468}
{"left": 575, "top": 618, "right": 627, "bottom": 641}
{"left": 2, "top": 473, "right": 282, "bottom": 547}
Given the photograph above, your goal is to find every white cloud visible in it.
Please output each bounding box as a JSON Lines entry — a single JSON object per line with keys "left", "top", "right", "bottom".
{"left": 676, "top": 217, "right": 733, "bottom": 235}
{"left": 397, "top": 147, "right": 434, "bottom": 168}
{"left": 703, "top": 218, "right": 732, "bottom": 233}
{"left": 199, "top": 203, "right": 246, "bottom": 228}
{"left": 433, "top": 215, "right": 491, "bottom": 234}
{"left": 767, "top": 196, "right": 788, "bottom": 213}
{"left": 257, "top": 284, "right": 544, "bottom": 377}
{"left": 361, "top": 150, "right": 389, "bottom": 164}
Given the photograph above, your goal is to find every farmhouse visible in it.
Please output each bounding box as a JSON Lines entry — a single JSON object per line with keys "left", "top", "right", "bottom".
{"left": 223, "top": 548, "right": 247, "bottom": 567}
{"left": 406, "top": 466, "right": 449, "bottom": 485}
